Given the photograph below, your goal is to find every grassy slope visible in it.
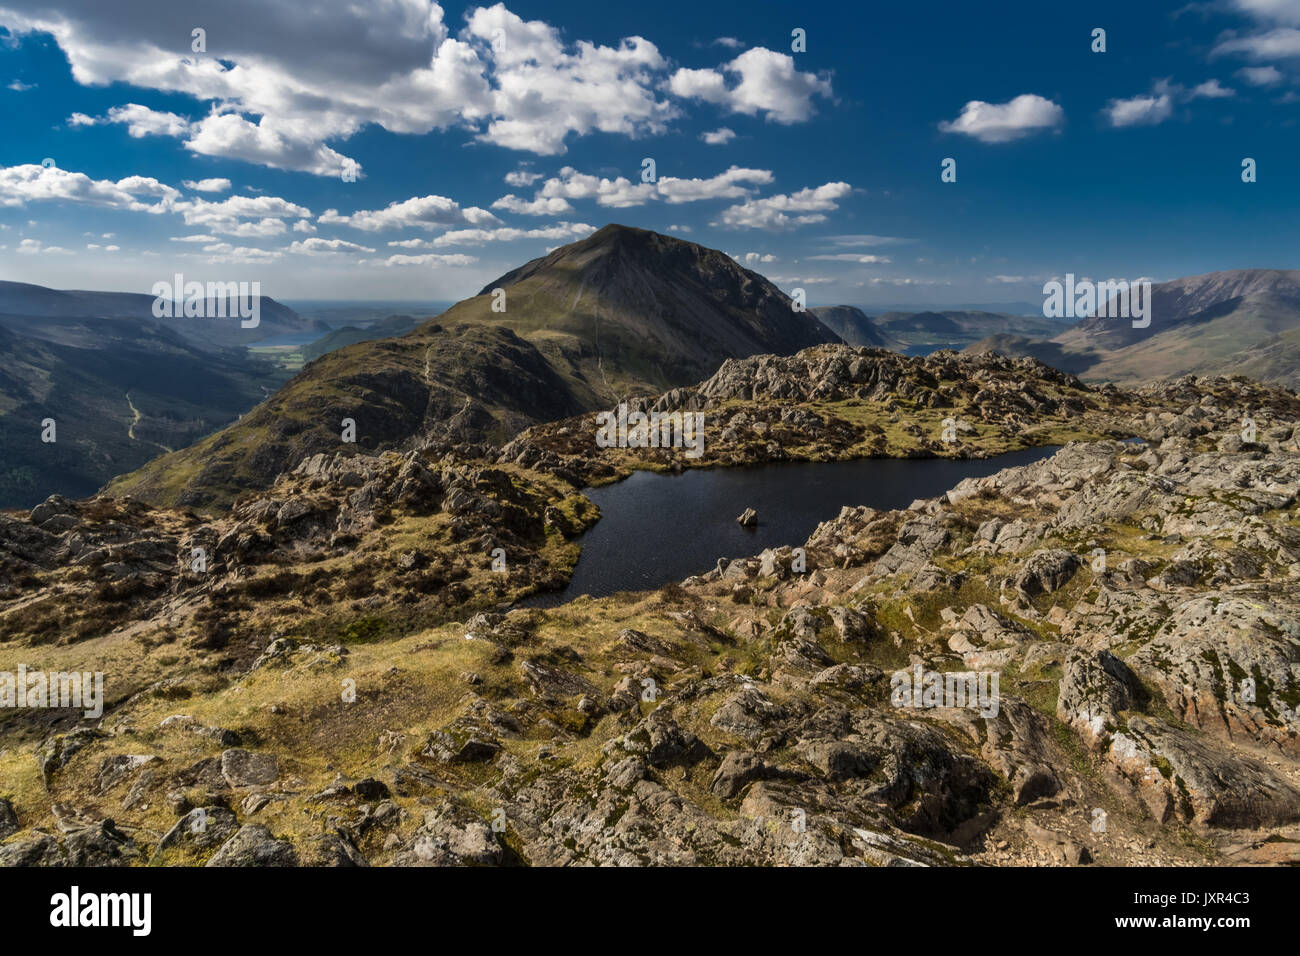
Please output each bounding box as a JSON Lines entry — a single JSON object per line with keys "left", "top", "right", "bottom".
{"left": 106, "top": 322, "right": 591, "bottom": 510}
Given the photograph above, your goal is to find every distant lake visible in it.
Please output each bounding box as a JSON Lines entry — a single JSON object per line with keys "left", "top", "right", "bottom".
{"left": 247, "top": 332, "right": 325, "bottom": 348}
{"left": 521, "top": 445, "right": 1060, "bottom": 606}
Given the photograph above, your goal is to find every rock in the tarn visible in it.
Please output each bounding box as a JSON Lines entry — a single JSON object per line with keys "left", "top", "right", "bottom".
{"left": 737, "top": 508, "right": 758, "bottom": 527}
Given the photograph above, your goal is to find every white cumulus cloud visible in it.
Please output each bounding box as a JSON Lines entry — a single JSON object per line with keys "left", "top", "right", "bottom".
{"left": 373, "top": 252, "right": 480, "bottom": 267}
{"left": 319, "top": 194, "right": 500, "bottom": 231}
{"left": 939, "top": 93, "right": 1064, "bottom": 143}
{"left": 715, "top": 181, "right": 851, "bottom": 230}
{"left": 1104, "top": 92, "right": 1173, "bottom": 127}
{"left": 669, "top": 47, "right": 831, "bottom": 123}
{"left": 504, "top": 168, "right": 544, "bottom": 187}
{"left": 1, "top": 1, "right": 692, "bottom": 170}
{"left": 388, "top": 222, "right": 596, "bottom": 248}
{"left": 182, "top": 177, "right": 231, "bottom": 193}
{"left": 491, "top": 194, "right": 574, "bottom": 215}
{"left": 17, "top": 238, "right": 71, "bottom": 254}
{"left": 656, "top": 166, "right": 772, "bottom": 203}
{"left": 287, "top": 237, "right": 376, "bottom": 255}
{"left": 178, "top": 194, "right": 312, "bottom": 236}
{"left": 1238, "top": 64, "right": 1284, "bottom": 84}
{"left": 537, "top": 167, "right": 656, "bottom": 208}
{"left": 1191, "top": 78, "right": 1235, "bottom": 98}
{"left": 0, "top": 163, "right": 179, "bottom": 211}
{"left": 808, "top": 253, "right": 891, "bottom": 263}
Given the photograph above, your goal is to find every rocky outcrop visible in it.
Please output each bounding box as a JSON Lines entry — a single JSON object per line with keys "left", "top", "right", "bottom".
{"left": 0, "top": 444, "right": 597, "bottom": 666}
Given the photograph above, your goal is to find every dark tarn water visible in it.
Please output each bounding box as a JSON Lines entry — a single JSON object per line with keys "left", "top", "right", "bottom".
{"left": 521, "top": 445, "right": 1060, "bottom": 607}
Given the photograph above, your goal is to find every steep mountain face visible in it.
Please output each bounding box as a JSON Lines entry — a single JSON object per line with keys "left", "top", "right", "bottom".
{"left": 808, "top": 305, "right": 900, "bottom": 349}
{"left": 105, "top": 322, "right": 590, "bottom": 509}
{"left": 0, "top": 319, "right": 291, "bottom": 508}
{"left": 440, "top": 223, "right": 841, "bottom": 395}
{"left": 107, "top": 225, "right": 844, "bottom": 509}
{"left": 0, "top": 280, "right": 318, "bottom": 349}
{"left": 978, "top": 270, "right": 1300, "bottom": 390}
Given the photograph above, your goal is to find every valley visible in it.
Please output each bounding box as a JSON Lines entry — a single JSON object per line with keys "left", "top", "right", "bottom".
{"left": 0, "top": 317, "right": 295, "bottom": 508}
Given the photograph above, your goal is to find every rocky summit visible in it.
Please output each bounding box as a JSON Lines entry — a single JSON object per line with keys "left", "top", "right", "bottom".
{"left": 3, "top": 343, "right": 1300, "bottom": 866}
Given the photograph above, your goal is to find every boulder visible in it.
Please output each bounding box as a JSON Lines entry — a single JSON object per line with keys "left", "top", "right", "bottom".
{"left": 220, "top": 749, "right": 280, "bottom": 788}
{"left": 205, "top": 825, "right": 299, "bottom": 867}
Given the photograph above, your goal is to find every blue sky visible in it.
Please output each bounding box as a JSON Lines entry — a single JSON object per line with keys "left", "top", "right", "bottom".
{"left": 1, "top": 0, "right": 1298, "bottom": 308}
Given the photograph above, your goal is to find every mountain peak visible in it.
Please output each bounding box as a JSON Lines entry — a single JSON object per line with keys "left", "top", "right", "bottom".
{"left": 479, "top": 223, "right": 732, "bottom": 293}
{"left": 468, "top": 225, "right": 839, "bottom": 389}
{"left": 585, "top": 222, "right": 656, "bottom": 243}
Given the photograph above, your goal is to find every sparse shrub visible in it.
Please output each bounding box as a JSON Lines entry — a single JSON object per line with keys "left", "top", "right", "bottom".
{"left": 338, "top": 616, "right": 386, "bottom": 643}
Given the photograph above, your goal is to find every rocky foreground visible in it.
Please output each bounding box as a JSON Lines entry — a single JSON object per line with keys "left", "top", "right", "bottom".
{"left": 2, "top": 348, "right": 1300, "bottom": 865}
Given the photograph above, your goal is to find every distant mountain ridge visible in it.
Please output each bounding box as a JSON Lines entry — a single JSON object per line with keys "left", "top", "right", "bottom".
{"left": 1068, "top": 269, "right": 1300, "bottom": 346}
{"left": 808, "top": 306, "right": 1062, "bottom": 354}
{"left": 968, "top": 269, "right": 1300, "bottom": 390}
{"left": 0, "top": 280, "right": 318, "bottom": 506}
{"left": 873, "top": 309, "right": 1061, "bottom": 339}
{"left": 0, "top": 280, "right": 319, "bottom": 349}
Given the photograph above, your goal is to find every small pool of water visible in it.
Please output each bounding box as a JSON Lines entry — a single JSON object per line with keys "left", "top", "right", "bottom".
{"left": 520, "top": 445, "right": 1061, "bottom": 607}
